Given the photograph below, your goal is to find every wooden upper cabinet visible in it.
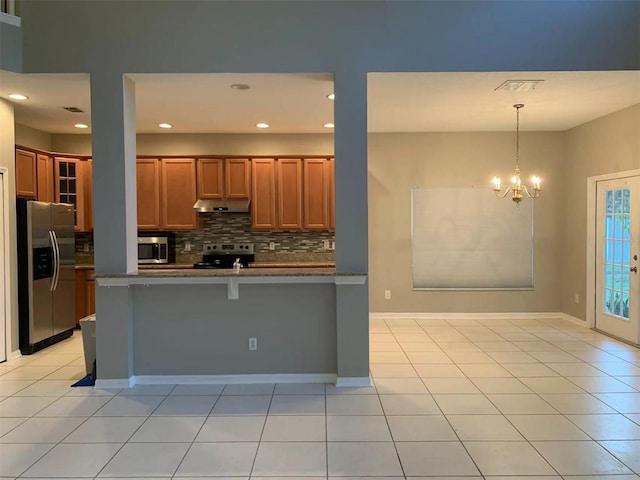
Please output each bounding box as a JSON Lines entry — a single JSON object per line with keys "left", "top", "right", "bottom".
{"left": 15, "top": 149, "right": 37, "bottom": 198}
{"left": 81, "top": 160, "right": 93, "bottom": 231}
{"left": 303, "top": 158, "right": 330, "bottom": 230}
{"left": 276, "top": 159, "right": 303, "bottom": 230}
{"left": 137, "top": 158, "right": 162, "bottom": 230}
{"left": 54, "top": 157, "right": 84, "bottom": 231}
{"left": 225, "top": 158, "right": 250, "bottom": 198}
{"left": 197, "top": 158, "right": 223, "bottom": 199}
{"left": 251, "top": 159, "right": 276, "bottom": 230}
{"left": 328, "top": 158, "right": 335, "bottom": 231}
{"left": 161, "top": 158, "right": 197, "bottom": 230}
{"left": 36, "top": 153, "right": 54, "bottom": 203}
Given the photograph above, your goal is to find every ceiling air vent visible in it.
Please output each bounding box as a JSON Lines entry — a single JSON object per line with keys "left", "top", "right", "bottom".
{"left": 495, "top": 80, "right": 544, "bottom": 92}
{"left": 62, "top": 106, "right": 84, "bottom": 113}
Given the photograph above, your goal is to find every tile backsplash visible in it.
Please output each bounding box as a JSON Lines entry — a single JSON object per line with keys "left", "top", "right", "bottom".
{"left": 75, "top": 212, "right": 335, "bottom": 257}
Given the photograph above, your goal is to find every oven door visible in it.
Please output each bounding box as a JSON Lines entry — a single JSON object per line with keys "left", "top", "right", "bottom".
{"left": 138, "top": 238, "right": 168, "bottom": 264}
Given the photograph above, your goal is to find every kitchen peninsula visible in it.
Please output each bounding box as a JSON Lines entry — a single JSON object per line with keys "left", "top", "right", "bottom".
{"left": 95, "top": 268, "right": 365, "bottom": 385}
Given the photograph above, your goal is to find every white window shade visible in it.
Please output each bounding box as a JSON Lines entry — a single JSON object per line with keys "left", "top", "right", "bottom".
{"left": 411, "top": 186, "right": 533, "bottom": 290}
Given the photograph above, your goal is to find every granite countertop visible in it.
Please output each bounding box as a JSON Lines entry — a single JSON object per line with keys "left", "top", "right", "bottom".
{"left": 96, "top": 267, "right": 343, "bottom": 278}
{"left": 77, "top": 262, "right": 335, "bottom": 270}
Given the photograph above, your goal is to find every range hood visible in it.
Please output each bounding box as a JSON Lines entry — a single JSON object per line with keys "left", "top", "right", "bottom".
{"left": 193, "top": 198, "right": 251, "bottom": 213}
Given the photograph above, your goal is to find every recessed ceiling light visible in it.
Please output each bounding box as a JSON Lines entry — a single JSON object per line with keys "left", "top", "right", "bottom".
{"left": 74, "top": 123, "right": 89, "bottom": 129}
{"left": 323, "top": 123, "right": 335, "bottom": 128}
{"left": 256, "top": 123, "right": 270, "bottom": 129}
{"left": 8, "top": 93, "right": 28, "bottom": 101}
{"left": 230, "top": 84, "right": 250, "bottom": 90}
{"left": 158, "top": 123, "right": 173, "bottom": 129}
{"left": 327, "top": 93, "right": 335, "bottom": 100}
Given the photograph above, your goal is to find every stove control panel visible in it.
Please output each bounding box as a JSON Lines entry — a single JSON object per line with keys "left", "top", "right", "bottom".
{"left": 203, "top": 243, "right": 254, "bottom": 254}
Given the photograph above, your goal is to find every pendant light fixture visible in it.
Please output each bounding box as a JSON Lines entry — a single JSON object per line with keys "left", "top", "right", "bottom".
{"left": 492, "top": 104, "right": 541, "bottom": 204}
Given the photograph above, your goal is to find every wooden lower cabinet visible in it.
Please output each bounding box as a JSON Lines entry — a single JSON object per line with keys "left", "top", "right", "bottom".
{"left": 75, "top": 269, "right": 95, "bottom": 327}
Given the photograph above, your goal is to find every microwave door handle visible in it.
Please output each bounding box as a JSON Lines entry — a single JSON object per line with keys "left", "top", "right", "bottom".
{"left": 51, "top": 230, "right": 61, "bottom": 291}
{"left": 48, "top": 230, "right": 56, "bottom": 291}
{"left": 154, "top": 243, "right": 160, "bottom": 261}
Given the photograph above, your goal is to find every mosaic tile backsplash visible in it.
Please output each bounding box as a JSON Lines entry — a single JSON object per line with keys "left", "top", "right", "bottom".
{"left": 75, "top": 212, "right": 335, "bottom": 257}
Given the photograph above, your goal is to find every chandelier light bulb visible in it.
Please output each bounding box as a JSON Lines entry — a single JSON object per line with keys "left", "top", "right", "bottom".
{"left": 492, "top": 177, "right": 501, "bottom": 190}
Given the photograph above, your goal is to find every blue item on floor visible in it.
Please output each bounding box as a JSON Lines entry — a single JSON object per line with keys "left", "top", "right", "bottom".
{"left": 71, "top": 375, "right": 95, "bottom": 387}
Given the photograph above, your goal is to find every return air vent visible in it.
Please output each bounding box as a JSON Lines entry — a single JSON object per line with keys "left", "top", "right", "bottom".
{"left": 62, "top": 106, "right": 84, "bottom": 113}
{"left": 495, "top": 80, "right": 544, "bottom": 92}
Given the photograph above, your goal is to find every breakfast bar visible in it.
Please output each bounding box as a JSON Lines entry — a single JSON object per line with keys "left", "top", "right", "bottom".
{"left": 94, "top": 269, "right": 367, "bottom": 387}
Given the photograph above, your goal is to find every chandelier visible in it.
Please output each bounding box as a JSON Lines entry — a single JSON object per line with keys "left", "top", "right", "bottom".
{"left": 492, "top": 104, "right": 541, "bottom": 204}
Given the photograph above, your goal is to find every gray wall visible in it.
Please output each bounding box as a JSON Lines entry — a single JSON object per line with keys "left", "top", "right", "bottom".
{"left": 20, "top": 1, "right": 640, "bottom": 74}
{"left": 15, "top": 123, "right": 52, "bottom": 151}
{"left": 0, "top": 99, "right": 19, "bottom": 354}
{"left": 368, "top": 131, "right": 565, "bottom": 313}
{"left": 0, "top": 21, "right": 21, "bottom": 72}
{"left": 133, "top": 284, "right": 337, "bottom": 375}
{"left": 562, "top": 104, "right": 640, "bottom": 321}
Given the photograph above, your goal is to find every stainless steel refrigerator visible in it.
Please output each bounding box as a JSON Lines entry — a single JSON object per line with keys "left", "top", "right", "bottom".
{"left": 17, "top": 199, "right": 76, "bottom": 354}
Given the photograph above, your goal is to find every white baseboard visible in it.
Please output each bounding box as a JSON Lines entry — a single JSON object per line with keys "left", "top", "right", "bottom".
{"left": 7, "top": 349, "right": 21, "bottom": 361}
{"left": 132, "top": 373, "right": 337, "bottom": 386}
{"left": 561, "top": 313, "right": 588, "bottom": 326}
{"left": 370, "top": 312, "right": 565, "bottom": 320}
{"left": 95, "top": 378, "right": 134, "bottom": 389}
{"left": 336, "top": 376, "right": 372, "bottom": 387}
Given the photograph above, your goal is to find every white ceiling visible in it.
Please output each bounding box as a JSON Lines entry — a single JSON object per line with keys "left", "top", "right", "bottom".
{"left": 1, "top": 71, "right": 638, "bottom": 134}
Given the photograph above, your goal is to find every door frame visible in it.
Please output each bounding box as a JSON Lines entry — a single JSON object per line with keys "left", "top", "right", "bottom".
{"left": 0, "top": 167, "right": 10, "bottom": 361}
{"left": 586, "top": 168, "right": 640, "bottom": 330}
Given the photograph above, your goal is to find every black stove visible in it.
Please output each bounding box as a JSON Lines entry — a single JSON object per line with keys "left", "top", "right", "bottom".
{"left": 193, "top": 243, "right": 255, "bottom": 269}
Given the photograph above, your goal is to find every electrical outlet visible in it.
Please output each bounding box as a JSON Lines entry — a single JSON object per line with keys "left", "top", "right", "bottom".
{"left": 384, "top": 290, "right": 391, "bottom": 300}
{"left": 574, "top": 293, "right": 580, "bottom": 304}
{"left": 331, "top": 241, "right": 335, "bottom": 250}
{"left": 184, "top": 241, "right": 191, "bottom": 252}
{"left": 83, "top": 243, "right": 90, "bottom": 253}
{"left": 269, "top": 242, "right": 275, "bottom": 251}
{"left": 248, "top": 337, "right": 258, "bottom": 351}
{"left": 323, "top": 240, "right": 330, "bottom": 250}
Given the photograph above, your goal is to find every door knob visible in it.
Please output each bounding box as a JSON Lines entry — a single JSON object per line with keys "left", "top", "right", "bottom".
{"left": 631, "top": 267, "right": 638, "bottom": 273}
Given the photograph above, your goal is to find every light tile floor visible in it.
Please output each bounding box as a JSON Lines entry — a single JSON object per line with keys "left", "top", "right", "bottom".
{"left": 0, "top": 317, "right": 638, "bottom": 479}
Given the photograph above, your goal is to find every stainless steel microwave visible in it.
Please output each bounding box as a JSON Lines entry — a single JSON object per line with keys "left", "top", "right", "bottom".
{"left": 138, "top": 236, "right": 170, "bottom": 264}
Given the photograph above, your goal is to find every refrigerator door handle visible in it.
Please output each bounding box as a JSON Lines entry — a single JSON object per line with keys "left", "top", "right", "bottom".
{"left": 48, "top": 230, "right": 56, "bottom": 292}
{"left": 51, "top": 230, "right": 61, "bottom": 291}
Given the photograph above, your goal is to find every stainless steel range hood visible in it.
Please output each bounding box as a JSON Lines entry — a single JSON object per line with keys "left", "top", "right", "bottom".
{"left": 193, "top": 198, "right": 251, "bottom": 213}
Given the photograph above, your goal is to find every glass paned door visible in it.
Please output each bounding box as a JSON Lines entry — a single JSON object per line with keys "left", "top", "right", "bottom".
{"left": 595, "top": 177, "right": 640, "bottom": 344}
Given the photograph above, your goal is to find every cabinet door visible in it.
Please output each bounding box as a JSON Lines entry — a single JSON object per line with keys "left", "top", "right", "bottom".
{"left": 54, "top": 157, "right": 84, "bottom": 231}
{"left": 225, "top": 159, "right": 250, "bottom": 198}
{"left": 161, "top": 158, "right": 197, "bottom": 230}
{"left": 276, "top": 159, "right": 302, "bottom": 229}
{"left": 36, "top": 154, "right": 54, "bottom": 203}
{"left": 86, "top": 274, "right": 96, "bottom": 316}
{"left": 251, "top": 159, "right": 276, "bottom": 230}
{"left": 137, "top": 158, "right": 162, "bottom": 230}
{"left": 328, "top": 158, "right": 335, "bottom": 231}
{"left": 15, "top": 149, "right": 37, "bottom": 198}
{"left": 303, "top": 158, "right": 330, "bottom": 230}
{"left": 197, "top": 158, "right": 223, "bottom": 199}
{"left": 82, "top": 160, "right": 93, "bottom": 231}
{"left": 75, "top": 269, "right": 86, "bottom": 326}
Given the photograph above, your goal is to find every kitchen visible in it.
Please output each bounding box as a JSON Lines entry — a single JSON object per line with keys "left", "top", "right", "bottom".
{"left": 6, "top": 72, "right": 369, "bottom": 386}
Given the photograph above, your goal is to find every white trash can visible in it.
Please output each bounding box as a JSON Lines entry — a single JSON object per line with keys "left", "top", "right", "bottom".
{"left": 79, "top": 314, "right": 96, "bottom": 377}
